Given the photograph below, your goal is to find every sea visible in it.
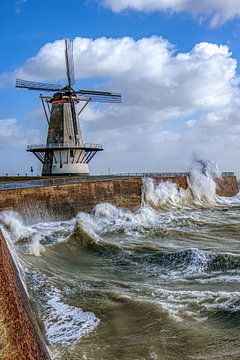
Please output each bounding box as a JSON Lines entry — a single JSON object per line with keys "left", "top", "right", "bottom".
{"left": 1, "top": 165, "right": 240, "bottom": 360}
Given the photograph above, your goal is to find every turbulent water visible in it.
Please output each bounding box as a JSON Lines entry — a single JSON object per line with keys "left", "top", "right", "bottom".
{"left": 1, "top": 169, "right": 240, "bottom": 359}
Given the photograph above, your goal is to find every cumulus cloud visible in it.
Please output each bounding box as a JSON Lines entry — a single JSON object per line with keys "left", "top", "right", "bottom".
{"left": 0, "top": 117, "right": 44, "bottom": 175}
{"left": 8, "top": 36, "right": 240, "bottom": 174}
{"left": 0, "top": 118, "right": 42, "bottom": 148}
{"left": 101, "top": 0, "right": 240, "bottom": 26}
{"left": 15, "top": 37, "right": 236, "bottom": 111}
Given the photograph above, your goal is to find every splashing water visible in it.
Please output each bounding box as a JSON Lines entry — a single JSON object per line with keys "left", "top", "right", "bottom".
{"left": 188, "top": 156, "right": 221, "bottom": 203}
{"left": 142, "top": 157, "right": 238, "bottom": 209}
{"left": 0, "top": 211, "right": 36, "bottom": 243}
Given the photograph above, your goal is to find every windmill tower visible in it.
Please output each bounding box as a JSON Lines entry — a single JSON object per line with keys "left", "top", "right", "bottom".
{"left": 16, "top": 39, "right": 121, "bottom": 176}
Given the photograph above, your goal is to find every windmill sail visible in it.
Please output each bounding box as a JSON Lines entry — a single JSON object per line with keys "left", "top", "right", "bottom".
{"left": 65, "top": 39, "right": 75, "bottom": 88}
{"left": 76, "top": 89, "right": 122, "bottom": 103}
{"left": 16, "top": 79, "right": 62, "bottom": 92}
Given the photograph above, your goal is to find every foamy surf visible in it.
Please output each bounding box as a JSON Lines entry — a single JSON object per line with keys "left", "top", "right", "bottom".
{"left": 44, "top": 289, "right": 100, "bottom": 345}
{"left": 28, "top": 271, "right": 100, "bottom": 346}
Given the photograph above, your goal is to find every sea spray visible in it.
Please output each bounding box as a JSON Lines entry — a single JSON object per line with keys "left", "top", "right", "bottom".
{"left": 0, "top": 211, "right": 46, "bottom": 257}
{"left": 142, "top": 158, "right": 226, "bottom": 209}
{"left": 0, "top": 211, "right": 36, "bottom": 243}
{"left": 142, "top": 178, "right": 189, "bottom": 209}
{"left": 188, "top": 171, "right": 217, "bottom": 204}
{"left": 188, "top": 156, "right": 221, "bottom": 203}
{"left": 190, "top": 155, "right": 221, "bottom": 178}
{"left": 0, "top": 212, "right": 32, "bottom": 297}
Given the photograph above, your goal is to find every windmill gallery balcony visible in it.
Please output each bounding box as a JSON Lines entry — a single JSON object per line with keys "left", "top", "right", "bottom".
{"left": 27, "top": 143, "right": 103, "bottom": 166}
{"left": 27, "top": 143, "right": 103, "bottom": 151}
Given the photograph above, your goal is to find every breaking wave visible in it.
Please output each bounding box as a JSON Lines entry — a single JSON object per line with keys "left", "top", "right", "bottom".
{"left": 0, "top": 211, "right": 36, "bottom": 243}
{"left": 50, "top": 220, "right": 121, "bottom": 254}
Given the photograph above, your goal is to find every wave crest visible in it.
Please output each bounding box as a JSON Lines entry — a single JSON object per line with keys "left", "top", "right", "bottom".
{"left": 50, "top": 220, "right": 121, "bottom": 254}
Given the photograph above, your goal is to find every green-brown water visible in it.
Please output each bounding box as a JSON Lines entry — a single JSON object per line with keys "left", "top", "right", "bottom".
{"left": 1, "top": 175, "right": 240, "bottom": 360}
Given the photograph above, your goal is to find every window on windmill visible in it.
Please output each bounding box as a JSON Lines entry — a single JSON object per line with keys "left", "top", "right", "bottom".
{"left": 60, "top": 164, "right": 63, "bottom": 168}
{"left": 70, "top": 150, "right": 74, "bottom": 157}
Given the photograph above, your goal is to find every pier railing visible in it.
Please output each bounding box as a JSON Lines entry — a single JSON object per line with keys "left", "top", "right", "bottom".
{"left": 0, "top": 172, "right": 235, "bottom": 191}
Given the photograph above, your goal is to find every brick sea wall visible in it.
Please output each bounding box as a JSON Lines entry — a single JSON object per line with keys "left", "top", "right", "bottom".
{"left": 0, "top": 176, "right": 237, "bottom": 223}
{"left": 0, "top": 231, "right": 50, "bottom": 360}
{"left": 215, "top": 176, "right": 239, "bottom": 197}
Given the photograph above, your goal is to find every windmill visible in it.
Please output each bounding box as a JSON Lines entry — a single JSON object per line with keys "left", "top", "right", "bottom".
{"left": 16, "top": 39, "right": 122, "bottom": 176}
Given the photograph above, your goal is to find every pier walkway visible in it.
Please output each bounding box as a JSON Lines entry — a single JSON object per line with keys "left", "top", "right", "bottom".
{"left": 0, "top": 172, "right": 235, "bottom": 191}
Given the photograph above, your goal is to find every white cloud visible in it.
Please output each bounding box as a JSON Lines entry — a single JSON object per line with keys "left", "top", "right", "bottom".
{"left": 15, "top": 0, "right": 28, "bottom": 13}
{"left": 0, "top": 117, "right": 44, "bottom": 175}
{"left": 7, "top": 36, "right": 240, "bottom": 174}
{"left": 0, "top": 118, "right": 43, "bottom": 148}
{"left": 101, "top": 0, "right": 240, "bottom": 26}
{"left": 0, "top": 118, "right": 26, "bottom": 148}
{"left": 15, "top": 37, "right": 237, "bottom": 112}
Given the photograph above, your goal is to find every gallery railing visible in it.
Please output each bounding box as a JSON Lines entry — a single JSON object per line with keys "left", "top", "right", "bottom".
{"left": 27, "top": 143, "right": 103, "bottom": 151}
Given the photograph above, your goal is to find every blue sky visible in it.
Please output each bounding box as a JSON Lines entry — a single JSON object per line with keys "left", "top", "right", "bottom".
{"left": 1, "top": 0, "right": 240, "bottom": 175}
{"left": 2, "top": 1, "right": 240, "bottom": 68}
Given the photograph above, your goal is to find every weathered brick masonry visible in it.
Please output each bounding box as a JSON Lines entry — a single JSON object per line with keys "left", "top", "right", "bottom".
{"left": 0, "top": 178, "right": 142, "bottom": 223}
{"left": 0, "top": 231, "right": 50, "bottom": 360}
{"left": 215, "top": 176, "right": 239, "bottom": 197}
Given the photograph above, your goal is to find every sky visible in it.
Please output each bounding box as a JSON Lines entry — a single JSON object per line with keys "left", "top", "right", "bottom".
{"left": 1, "top": 0, "right": 240, "bottom": 176}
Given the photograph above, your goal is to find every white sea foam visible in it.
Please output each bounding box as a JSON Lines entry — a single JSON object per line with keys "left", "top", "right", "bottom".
{"left": 0, "top": 212, "right": 79, "bottom": 256}
{"left": 196, "top": 273, "right": 240, "bottom": 284}
{"left": 44, "top": 289, "right": 100, "bottom": 345}
{"left": 168, "top": 248, "right": 209, "bottom": 280}
{"left": 27, "top": 270, "right": 100, "bottom": 346}
{"left": 142, "top": 174, "right": 216, "bottom": 210}
{"left": 149, "top": 287, "right": 240, "bottom": 321}
{"left": 94, "top": 203, "right": 124, "bottom": 219}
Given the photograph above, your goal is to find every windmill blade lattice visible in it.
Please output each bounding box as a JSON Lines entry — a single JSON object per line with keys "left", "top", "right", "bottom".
{"left": 16, "top": 78, "right": 62, "bottom": 92}
{"left": 65, "top": 39, "right": 75, "bottom": 88}
{"left": 76, "top": 89, "right": 122, "bottom": 103}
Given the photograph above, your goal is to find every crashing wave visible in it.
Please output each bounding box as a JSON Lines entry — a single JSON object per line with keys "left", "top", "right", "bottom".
{"left": 0, "top": 211, "right": 36, "bottom": 243}
{"left": 141, "top": 157, "right": 240, "bottom": 210}
{"left": 50, "top": 219, "right": 121, "bottom": 254}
